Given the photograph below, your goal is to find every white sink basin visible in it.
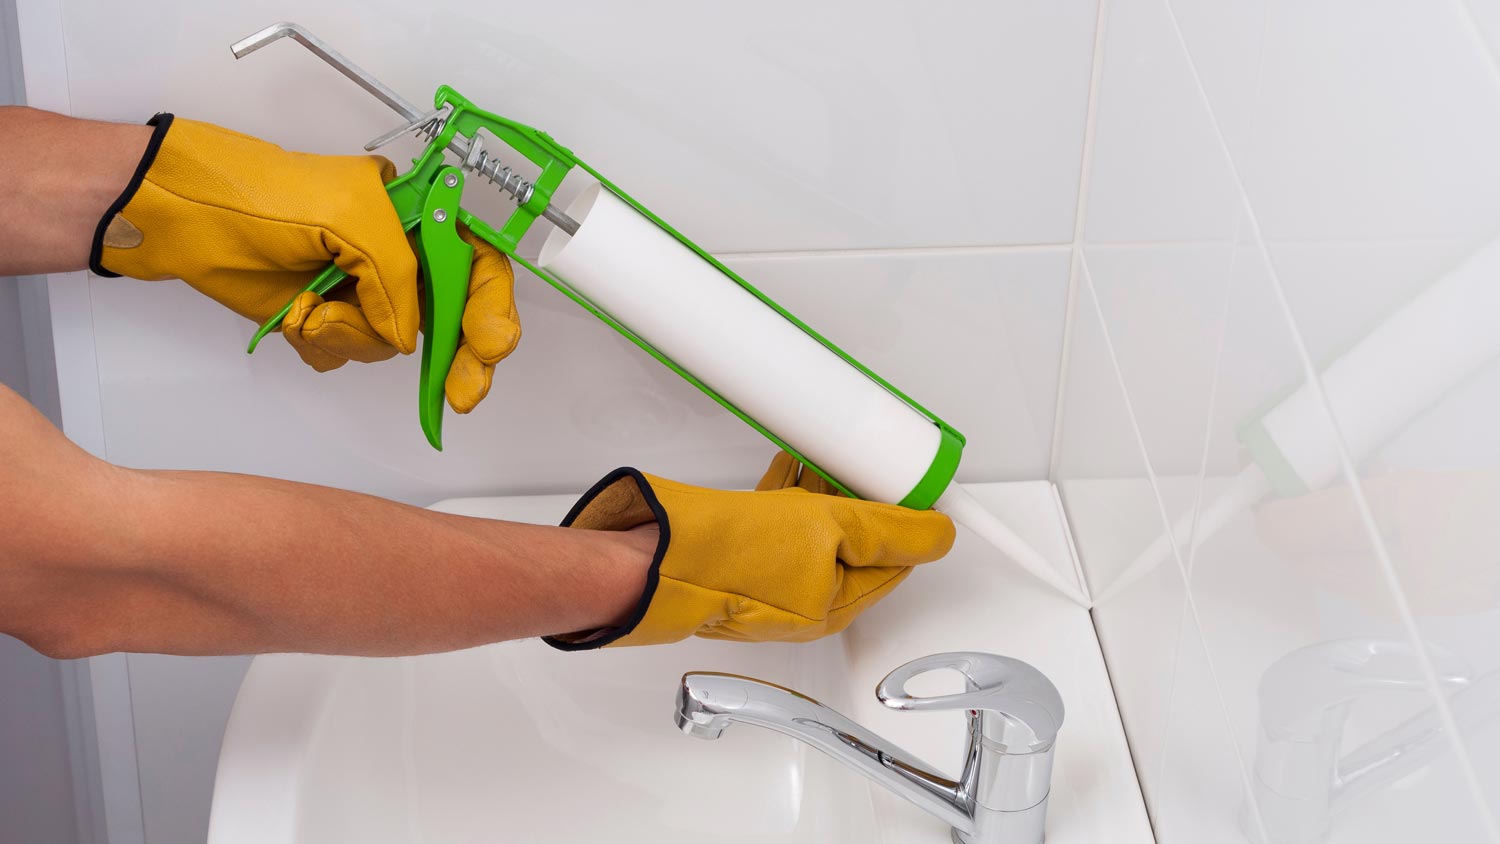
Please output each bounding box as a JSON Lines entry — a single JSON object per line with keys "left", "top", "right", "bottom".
{"left": 208, "top": 485, "right": 1153, "bottom": 844}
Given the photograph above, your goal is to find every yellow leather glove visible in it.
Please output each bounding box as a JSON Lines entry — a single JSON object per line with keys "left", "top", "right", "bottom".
{"left": 545, "top": 453, "right": 956, "bottom": 649}
{"left": 91, "top": 114, "right": 519, "bottom": 412}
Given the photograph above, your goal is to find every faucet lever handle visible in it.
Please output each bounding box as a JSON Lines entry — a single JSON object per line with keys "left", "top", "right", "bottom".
{"left": 876, "top": 652, "right": 1064, "bottom": 747}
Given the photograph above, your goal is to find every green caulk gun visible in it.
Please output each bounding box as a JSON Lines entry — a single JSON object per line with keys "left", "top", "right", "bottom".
{"left": 231, "top": 22, "right": 1089, "bottom": 606}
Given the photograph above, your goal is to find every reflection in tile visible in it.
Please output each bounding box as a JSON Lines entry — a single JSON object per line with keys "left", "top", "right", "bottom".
{"left": 1070, "top": 0, "right": 1500, "bottom": 833}
{"left": 1185, "top": 245, "right": 1498, "bottom": 842}
{"left": 1274, "top": 238, "right": 1500, "bottom": 824}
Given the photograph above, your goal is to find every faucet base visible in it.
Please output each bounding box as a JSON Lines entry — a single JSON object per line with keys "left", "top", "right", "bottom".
{"left": 952, "top": 797, "right": 1049, "bottom": 844}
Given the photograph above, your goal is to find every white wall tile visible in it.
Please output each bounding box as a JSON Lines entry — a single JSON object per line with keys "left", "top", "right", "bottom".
{"left": 1082, "top": 243, "right": 1234, "bottom": 476}
{"left": 1083, "top": 0, "right": 1242, "bottom": 243}
{"left": 56, "top": 0, "right": 1100, "bottom": 253}
{"left": 1051, "top": 266, "right": 1150, "bottom": 482}
{"left": 1181, "top": 0, "right": 1500, "bottom": 244}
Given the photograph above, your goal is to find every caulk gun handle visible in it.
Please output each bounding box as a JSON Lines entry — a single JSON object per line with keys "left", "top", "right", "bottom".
{"left": 243, "top": 165, "right": 474, "bottom": 451}
{"left": 413, "top": 166, "right": 473, "bottom": 451}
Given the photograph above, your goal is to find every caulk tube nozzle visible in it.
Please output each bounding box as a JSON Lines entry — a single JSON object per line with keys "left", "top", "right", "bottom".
{"left": 934, "top": 485, "right": 1091, "bottom": 607}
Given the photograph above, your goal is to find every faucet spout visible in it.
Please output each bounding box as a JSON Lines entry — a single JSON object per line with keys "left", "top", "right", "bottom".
{"left": 676, "top": 653, "right": 1064, "bottom": 844}
{"left": 677, "top": 672, "right": 976, "bottom": 833}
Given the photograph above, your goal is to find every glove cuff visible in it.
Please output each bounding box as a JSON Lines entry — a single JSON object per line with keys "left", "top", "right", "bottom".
{"left": 89, "top": 112, "right": 174, "bottom": 278}
{"left": 543, "top": 468, "right": 670, "bottom": 652}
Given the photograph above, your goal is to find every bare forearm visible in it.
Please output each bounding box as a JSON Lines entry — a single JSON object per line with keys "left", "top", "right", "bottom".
{"left": 0, "top": 384, "right": 649, "bottom": 658}
{"left": 0, "top": 106, "right": 151, "bottom": 274}
{"left": 104, "top": 469, "right": 651, "bottom": 656}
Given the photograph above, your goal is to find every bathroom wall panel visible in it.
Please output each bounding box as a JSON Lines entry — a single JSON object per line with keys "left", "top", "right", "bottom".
{"left": 1065, "top": 0, "right": 1500, "bottom": 840}
{"left": 57, "top": 0, "right": 1101, "bottom": 254}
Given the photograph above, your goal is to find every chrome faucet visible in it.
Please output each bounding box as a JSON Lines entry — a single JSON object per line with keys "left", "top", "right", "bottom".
{"left": 1250, "top": 638, "right": 1500, "bottom": 843}
{"left": 675, "top": 652, "right": 1064, "bottom": 844}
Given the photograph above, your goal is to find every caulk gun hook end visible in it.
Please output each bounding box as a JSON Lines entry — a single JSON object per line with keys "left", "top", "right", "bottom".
{"left": 230, "top": 22, "right": 302, "bottom": 60}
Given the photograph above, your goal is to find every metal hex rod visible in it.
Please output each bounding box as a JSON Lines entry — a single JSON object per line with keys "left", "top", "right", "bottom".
{"left": 231, "top": 23, "right": 423, "bottom": 121}
{"left": 231, "top": 22, "right": 579, "bottom": 235}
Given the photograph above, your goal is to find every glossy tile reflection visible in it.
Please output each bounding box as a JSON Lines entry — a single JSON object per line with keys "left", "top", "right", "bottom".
{"left": 1063, "top": 0, "right": 1500, "bottom": 840}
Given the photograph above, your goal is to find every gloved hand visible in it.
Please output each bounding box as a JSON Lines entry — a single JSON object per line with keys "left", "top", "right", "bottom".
{"left": 91, "top": 114, "right": 519, "bottom": 413}
{"left": 545, "top": 452, "right": 956, "bottom": 649}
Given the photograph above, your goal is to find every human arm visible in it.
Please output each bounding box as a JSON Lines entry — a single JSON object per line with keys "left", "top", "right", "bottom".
{"left": 0, "top": 379, "right": 953, "bottom": 658}
{"left": 0, "top": 381, "right": 652, "bottom": 658}
{"left": 0, "top": 106, "right": 151, "bottom": 275}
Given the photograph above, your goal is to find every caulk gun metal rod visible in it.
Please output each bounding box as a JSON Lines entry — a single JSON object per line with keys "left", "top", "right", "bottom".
{"left": 230, "top": 22, "right": 580, "bottom": 236}
{"left": 231, "top": 23, "right": 424, "bottom": 122}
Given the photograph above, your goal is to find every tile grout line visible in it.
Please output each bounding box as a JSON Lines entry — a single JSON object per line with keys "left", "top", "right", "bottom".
{"left": 1048, "top": 0, "right": 1114, "bottom": 483}
{"left": 716, "top": 242, "right": 1072, "bottom": 261}
{"left": 1155, "top": 203, "right": 1243, "bottom": 837}
{"left": 1456, "top": 0, "right": 1500, "bottom": 93}
{"left": 1181, "top": 233, "right": 1240, "bottom": 581}
{"left": 1183, "top": 0, "right": 1269, "bottom": 584}
{"left": 1161, "top": 1, "right": 1500, "bottom": 838}
{"left": 1079, "top": 254, "right": 1275, "bottom": 843}
{"left": 714, "top": 233, "right": 1474, "bottom": 263}
{"left": 1149, "top": 598, "right": 1192, "bottom": 840}
{"left": 1053, "top": 2, "right": 1167, "bottom": 834}
{"left": 1254, "top": 203, "right": 1500, "bottom": 836}
{"left": 1154, "top": 227, "right": 1238, "bottom": 839}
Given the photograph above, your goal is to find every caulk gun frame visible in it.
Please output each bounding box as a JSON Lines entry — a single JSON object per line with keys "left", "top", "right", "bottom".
{"left": 228, "top": 21, "right": 976, "bottom": 519}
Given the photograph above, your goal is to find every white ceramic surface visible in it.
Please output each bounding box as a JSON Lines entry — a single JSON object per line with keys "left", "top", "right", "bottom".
{"left": 208, "top": 484, "right": 1151, "bottom": 844}
{"left": 1082, "top": 0, "right": 1241, "bottom": 243}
